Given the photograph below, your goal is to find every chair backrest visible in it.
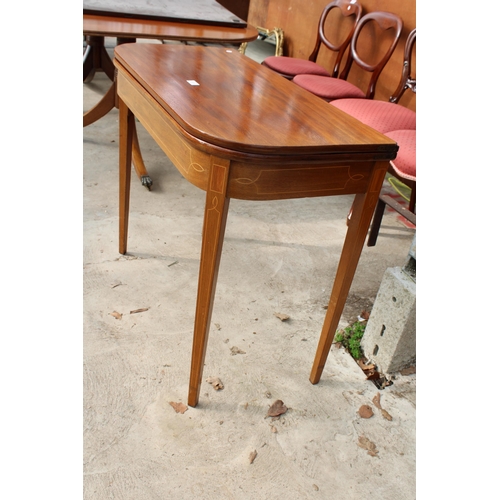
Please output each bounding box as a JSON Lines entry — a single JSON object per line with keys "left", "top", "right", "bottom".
{"left": 308, "top": 0, "right": 363, "bottom": 78}
{"left": 389, "top": 28, "right": 416, "bottom": 104}
{"left": 339, "top": 11, "right": 403, "bottom": 99}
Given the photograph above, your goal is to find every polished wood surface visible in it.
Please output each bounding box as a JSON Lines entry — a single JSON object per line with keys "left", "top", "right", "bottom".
{"left": 342, "top": 11, "right": 404, "bottom": 100}
{"left": 116, "top": 44, "right": 394, "bottom": 158}
{"left": 114, "top": 44, "right": 398, "bottom": 407}
{"left": 83, "top": 14, "right": 258, "bottom": 43}
{"left": 389, "top": 28, "right": 416, "bottom": 104}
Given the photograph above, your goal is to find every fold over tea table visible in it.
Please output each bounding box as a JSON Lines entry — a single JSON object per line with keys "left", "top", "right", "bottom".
{"left": 114, "top": 43, "right": 398, "bottom": 407}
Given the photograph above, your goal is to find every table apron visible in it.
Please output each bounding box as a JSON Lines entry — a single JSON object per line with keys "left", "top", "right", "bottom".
{"left": 117, "top": 68, "right": 386, "bottom": 201}
{"left": 227, "top": 161, "right": 375, "bottom": 200}
{"left": 118, "top": 68, "right": 211, "bottom": 191}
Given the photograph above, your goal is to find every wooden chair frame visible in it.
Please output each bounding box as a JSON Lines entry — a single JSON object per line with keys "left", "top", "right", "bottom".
{"left": 308, "top": 0, "right": 363, "bottom": 78}
{"left": 261, "top": 0, "right": 362, "bottom": 80}
{"left": 339, "top": 11, "right": 404, "bottom": 99}
{"left": 367, "top": 29, "right": 417, "bottom": 246}
{"left": 390, "top": 28, "right": 416, "bottom": 104}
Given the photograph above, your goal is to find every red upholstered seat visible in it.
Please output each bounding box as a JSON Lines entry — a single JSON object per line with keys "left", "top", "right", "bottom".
{"left": 385, "top": 129, "right": 416, "bottom": 180}
{"left": 365, "top": 128, "right": 416, "bottom": 246}
{"left": 263, "top": 56, "right": 330, "bottom": 78}
{"left": 333, "top": 29, "right": 417, "bottom": 247}
{"left": 331, "top": 99, "right": 416, "bottom": 133}
{"left": 293, "top": 74, "right": 366, "bottom": 100}
{"left": 261, "top": 0, "right": 362, "bottom": 80}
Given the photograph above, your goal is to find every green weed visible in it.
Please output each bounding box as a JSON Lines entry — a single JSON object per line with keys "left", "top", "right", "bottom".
{"left": 334, "top": 321, "right": 367, "bottom": 360}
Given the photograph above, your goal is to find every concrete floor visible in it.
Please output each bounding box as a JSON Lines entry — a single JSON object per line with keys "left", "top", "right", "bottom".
{"left": 83, "top": 38, "right": 416, "bottom": 499}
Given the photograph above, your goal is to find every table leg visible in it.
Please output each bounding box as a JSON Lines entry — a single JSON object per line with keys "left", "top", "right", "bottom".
{"left": 188, "top": 158, "right": 231, "bottom": 407}
{"left": 83, "top": 36, "right": 115, "bottom": 83}
{"left": 83, "top": 80, "right": 117, "bottom": 127}
{"left": 83, "top": 43, "right": 93, "bottom": 80}
{"left": 84, "top": 37, "right": 152, "bottom": 188}
{"left": 118, "top": 98, "right": 134, "bottom": 255}
{"left": 84, "top": 87, "right": 153, "bottom": 187}
{"left": 309, "top": 163, "right": 388, "bottom": 384}
{"left": 131, "top": 122, "right": 153, "bottom": 190}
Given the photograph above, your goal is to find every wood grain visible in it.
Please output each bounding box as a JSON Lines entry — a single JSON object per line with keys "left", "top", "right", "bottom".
{"left": 114, "top": 44, "right": 396, "bottom": 158}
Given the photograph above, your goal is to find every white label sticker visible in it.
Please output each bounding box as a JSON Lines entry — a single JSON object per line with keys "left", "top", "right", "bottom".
{"left": 187, "top": 80, "right": 199, "bottom": 86}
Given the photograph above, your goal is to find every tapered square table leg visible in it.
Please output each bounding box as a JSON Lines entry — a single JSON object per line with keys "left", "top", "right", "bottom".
{"left": 309, "top": 163, "right": 387, "bottom": 384}
{"left": 188, "top": 158, "right": 231, "bottom": 407}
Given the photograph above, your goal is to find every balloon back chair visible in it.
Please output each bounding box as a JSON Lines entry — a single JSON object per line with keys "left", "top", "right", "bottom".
{"left": 330, "top": 29, "right": 416, "bottom": 246}
{"left": 261, "top": 0, "right": 362, "bottom": 80}
{"left": 293, "top": 11, "right": 403, "bottom": 101}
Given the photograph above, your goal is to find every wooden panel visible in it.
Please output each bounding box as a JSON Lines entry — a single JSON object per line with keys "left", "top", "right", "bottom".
{"left": 248, "top": 0, "right": 416, "bottom": 111}
{"left": 248, "top": 0, "right": 270, "bottom": 27}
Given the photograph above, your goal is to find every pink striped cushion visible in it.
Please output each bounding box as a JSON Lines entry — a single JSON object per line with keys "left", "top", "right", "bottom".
{"left": 293, "top": 74, "right": 366, "bottom": 100}
{"left": 331, "top": 99, "right": 416, "bottom": 134}
{"left": 263, "top": 56, "right": 330, "bottom": 77}
{"left": 385, "top": 129, "right": 416, "bottom": 180}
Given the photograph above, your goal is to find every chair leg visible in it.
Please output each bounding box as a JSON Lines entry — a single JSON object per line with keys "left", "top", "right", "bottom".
{"left": 367, "top": 198, "right": 386, "bottom": 247}
{"left": 408, "top": 186, "right": 416, "bottom": 214}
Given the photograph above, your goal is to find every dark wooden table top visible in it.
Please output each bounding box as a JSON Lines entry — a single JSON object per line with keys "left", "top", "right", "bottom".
{"left": 83, "top": 0, "right": 247, "bottom": 27}
{"left": 114, "top": 44, "right": 397, "bottom": 159}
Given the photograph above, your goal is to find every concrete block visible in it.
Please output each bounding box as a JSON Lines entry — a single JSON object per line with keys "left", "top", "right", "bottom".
{"left": 361, "top": 267, "right": 416, "bottom": 374}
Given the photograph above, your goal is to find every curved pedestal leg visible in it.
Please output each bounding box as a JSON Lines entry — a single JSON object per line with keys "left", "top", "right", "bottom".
{"left": 83, "top": 81, "right": 116, "bottom": 127}
{"left": 84, "top": 36, "right": 152, "bottom": 188}
{"left": 84, "top": 84, "right": 153, "bottom": 189}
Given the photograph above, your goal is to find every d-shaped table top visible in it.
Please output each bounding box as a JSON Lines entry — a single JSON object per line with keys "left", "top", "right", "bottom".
{"left": 113, "top": 44, "right": 398, "bottom": 159}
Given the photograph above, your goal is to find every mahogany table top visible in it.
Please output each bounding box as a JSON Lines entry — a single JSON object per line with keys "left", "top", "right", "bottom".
{"left": 114, "top": 44, "right": 397, "bottom": 159}
{"left": 83, "top": 14, "right": 258, "bottom": 43}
